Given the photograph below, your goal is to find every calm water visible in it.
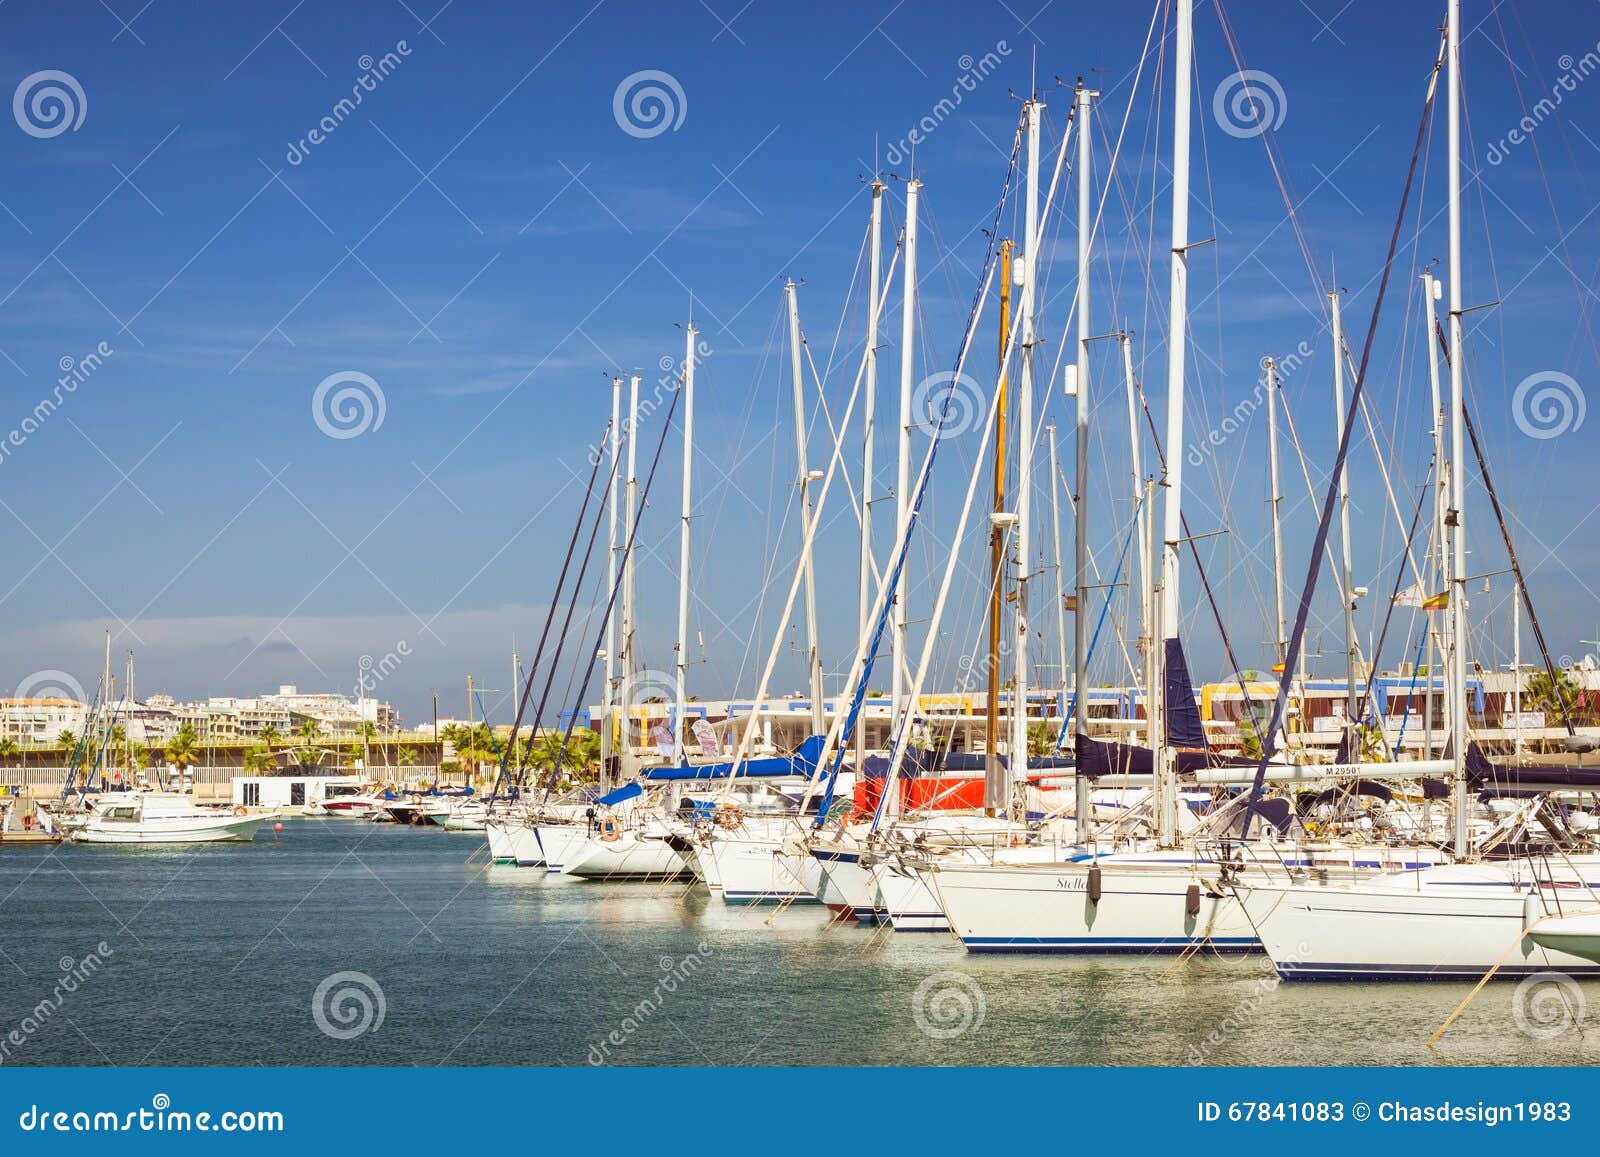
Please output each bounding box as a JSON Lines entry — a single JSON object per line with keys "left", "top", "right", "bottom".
{"left": 0, "top": 819, "right": 1593, "bottom": 1067}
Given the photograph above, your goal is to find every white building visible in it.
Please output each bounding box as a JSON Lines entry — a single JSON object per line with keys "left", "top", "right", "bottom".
{"left": 0, "top": 698, "right": 88, "bottom": 747}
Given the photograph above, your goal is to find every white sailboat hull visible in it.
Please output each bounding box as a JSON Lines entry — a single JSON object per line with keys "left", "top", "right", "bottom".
{"left": 560, "top": 832, "right": 689, "bottom": 880}
{"left": 707, "top": 830, "right": 822, "bottom": 903}
{"left": 1236, "top": 865, "right": 1600, "bottom": 980}
{"left": 926, "top": 858, "right": 1259, "bottom": 953}
{"left": 877, "top": 863, "right": 948, "bottom": 932}
{"left": 809, "top": 846, "right": 877, "bottom": 916}
{"left": 534, "top": 823, "right": 595, "bottom": 872}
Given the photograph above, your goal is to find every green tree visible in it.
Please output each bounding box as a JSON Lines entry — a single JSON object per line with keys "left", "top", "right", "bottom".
{"left": 259, "top": 724, "right": 281, "bottom": 751}
{"left": 58, "top": 729, "right": 79, "bottom": 751}
{"left": 166, "top": 725, "right": 199, "bottom": 771}
{"left": 1238, "top": 719, "right": 1264, "bottom": 760}
{"left": 1524, "top": 668, "right": 1581, "bottom": 722}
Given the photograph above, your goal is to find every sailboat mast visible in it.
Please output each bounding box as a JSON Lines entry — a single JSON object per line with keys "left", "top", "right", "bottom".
{"left": 1330, "top": 291, "right": 1360, "bottom": 755}
{"left": 1447, "top": 0, "right": 1470, "bottom": 856}
{"left": 1047, "top": 424, "right": 1067, "bottom": 708}
{"left": 1265, "top": 359, "right": 1287, "bottom": 670}
{"left": 786, "top": 282, "right": 827, "bottom": 735}
{"left": 1009, "top": 96, "right": 1043, "bottom": 815}
{"left": 1421, "top": 271, "right": 1447, "bottom": 761}
{"left": 1121, "top": 335, "right": 1154, "bottom": 749}
{"left": 1072, "top": 81, "right": 1096, "bottom": 840}
{"left": 1157, "top": 0, "right": 1193, "bottom": 847}
{"left": 987, "top": 239, "right": 1013, "bottom": 804}
{"left": 674, "top": 321, "right": 697, "bottom": 764}
{"left": 621, "top": 373, "right": 641, "bottom": 766}
{"left": 602, "top": 376, "right": 622, "bottom": 774}
{"left": 859, "top": 180, "right": 884, "bottom": 766}
{"left": 894, "top": 179, "right": 921, "bottom": 748}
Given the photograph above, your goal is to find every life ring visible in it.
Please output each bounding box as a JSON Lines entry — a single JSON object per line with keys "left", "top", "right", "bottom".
{"left": 234, "top": 806, "right": 248, "bottom": 817}
{"left": 600, "top": 817, "right": 621, "bottom": 842}
{"left": 21, "top": 813, "right": 33, "bottom": 831}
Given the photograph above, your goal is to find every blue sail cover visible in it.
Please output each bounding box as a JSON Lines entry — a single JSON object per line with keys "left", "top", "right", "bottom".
{"left": 596, "top": 781, "right": 643, "bottom": 806}
{"left": 1163, "top": 637, "right": 1208, "bottom": 749}
{"left": 639, "top": 734, "right": 826, "bottom": 782}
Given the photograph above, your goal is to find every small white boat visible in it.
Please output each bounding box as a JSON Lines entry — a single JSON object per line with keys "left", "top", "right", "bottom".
{"left": 69, "top": 794, "right": 266, "bottom": 845}
{"left": 440, "top": 800, "right": 488, "bottom": 831}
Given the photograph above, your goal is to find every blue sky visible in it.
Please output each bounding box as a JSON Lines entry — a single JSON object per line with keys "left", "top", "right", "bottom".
{"left": 2, "top": 0, "right": 1598, "bottom": 724}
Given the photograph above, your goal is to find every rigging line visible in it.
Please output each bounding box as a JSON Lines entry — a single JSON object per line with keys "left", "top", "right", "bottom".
{"left": 1492, "top": 1, "right": 1600, "bottom": 371}
{"left": 505, "top": 432, "right": 620, "bottom": 790}
{"left": 1430, "top": 316, "right": 1578, "bottom": 738}
{"left": 539, "top": 385, "right": 683, "bottom": 800}
{"left": 487, "top": 417, "right": 613, "bottom": 801}
{"left": 1242, "top": 26, "right": 1446, "bottom": 841}
{"left": 1054, "top": 450, "right": 1142, "bottom": 686}
{"left": 1054, "top": 510, "right": 1140, "bottom": 752}
{"left": 1134, "top": 386, "right": 1285, "bottom": 756}
{"left": 819, "top": 141, "right": 1024, "bottom": 825}
{"left": 1350, "top": 471, "right": 1435, "bottom": 753}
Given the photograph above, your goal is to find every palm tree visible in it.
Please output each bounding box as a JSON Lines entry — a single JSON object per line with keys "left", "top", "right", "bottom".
{"left": 0, "top": 737, "right": 17, "bottom": 767}
{"left": 296, "top": 719, "right": 322, "bottom": 744}
{"left": 244, "top": 745, "right": 274, "bottom": 774}
{"left": 58, "top": 729, "right": 79, "bottom": 751}
{"left": 259, "top": 724, "right": 281, "bottom": 752}
{"left": 1524, "top": 668, "right": 1581, "bottom": 723}
{"left": 1026, "top": 720, "right": 1060, "bottom": 759}
{"left": 166, "top": 724, "right": 198, "bottom": 771}
{"left": 1237, "top": 719, "right": 1264, "bottom": 760}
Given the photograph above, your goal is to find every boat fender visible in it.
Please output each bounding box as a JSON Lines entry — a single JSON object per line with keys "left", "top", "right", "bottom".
{"left": 1087, "top": 865, "right": 1102, "bottom": 904}
{"left": 1523, "top": 889, "right": 1541, "bottom": 931}
{"left": 234, "top": 806, "right": 248, "bottom": 817}
{"left": 1184, "top": 883, "right": 1201, "bottom": 917}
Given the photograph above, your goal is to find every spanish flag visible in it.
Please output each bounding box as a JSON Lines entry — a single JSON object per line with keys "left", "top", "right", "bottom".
{"left": 1421, "top": 591, "right": 1450, "bottom": 611}
{"left": 1270, "top": 662, "right": 1286, "bottom": 674}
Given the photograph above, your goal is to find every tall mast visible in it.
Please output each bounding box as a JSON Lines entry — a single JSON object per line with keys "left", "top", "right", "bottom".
{"left": 894, "top": 179, "right": 921, "bottom": 748}
{"left": 1008, "top": 96, "right": 1043, "bottom": 816}
{"left": 621, "top": 373, "right": 641, "bottom": 766}
{"left": 859, "top": 180, "right": 885, "bottom": 765}
{"left": 1446, "top": 0, "right": 1469, "bottom": 856}
{"left": 674, "top": 320, "right": 697, "bottom": 764}
{"left": 786, "top": 281, "right": 826, "bottom": 735}
{"left": 1157, "top": 0, "right": 1193, "bottom": 847}
{"left": 602, "top": 376, "right": 622, "bottom": 774}
{"left": 1330, "top": 291, "right": 1360, "bottom": 757}
{"left": 1072, "top": 80, "right": 1097, "bottom": 841}
{"left": 1422, "top": 270, "right": 1447, "bottom": 761}
{"left": 1047, "top": 424, "right": 1067, "bottom": 705}
{"left": 1121, "top": 334, "right": 1153, "bottom": 746}
{"left": 987, "top": 239, "right": 1013, "bottom": 805}
{"left": 1265, "top": 359, "right": 1287, "bottom": 672}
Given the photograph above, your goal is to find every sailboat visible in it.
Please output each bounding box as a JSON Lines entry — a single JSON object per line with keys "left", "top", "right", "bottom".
{"left": 1228, "top": 0, "right": 1600, "bottom": 981}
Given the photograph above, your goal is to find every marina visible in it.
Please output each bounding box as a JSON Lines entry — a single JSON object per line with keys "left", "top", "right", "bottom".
{"left": 0, "top": 819, "right": 1592, "bottom": 1068}
{"left": 2, "top": 0, "right": 1600, "bottom": 1085}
